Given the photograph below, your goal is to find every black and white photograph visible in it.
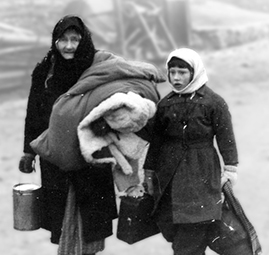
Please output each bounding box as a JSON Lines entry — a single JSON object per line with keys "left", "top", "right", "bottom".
{"left": 1, "top": 0, "right": 268, "bottom": 254}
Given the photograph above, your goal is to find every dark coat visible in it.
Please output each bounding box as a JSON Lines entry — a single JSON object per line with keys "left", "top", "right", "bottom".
{"left": 40, "top": 159, "right": 117, "bottom": 244}
{"left": 144, "top": 85, "right": 238, "bottom": 224}
{"left": 22, "top": 16, "right": 117, "bottom": 244}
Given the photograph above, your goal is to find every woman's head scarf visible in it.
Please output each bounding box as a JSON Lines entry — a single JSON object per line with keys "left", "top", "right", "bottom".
{"left": 43, "top": 15, "right": 96, "bottom": 93}
{"left": 166, "top": 48, "right": 208, "bottom": 94}
{"left": 51, "top": 15, "right": 95, "bottom": 63}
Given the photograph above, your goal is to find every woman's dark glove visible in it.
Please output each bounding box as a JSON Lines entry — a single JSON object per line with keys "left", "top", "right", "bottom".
{"left": 19, "top": 153, "right": 36, "bottom": 173}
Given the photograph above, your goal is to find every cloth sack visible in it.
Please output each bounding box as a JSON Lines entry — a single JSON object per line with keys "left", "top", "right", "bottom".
{"left": 117, "top": 194, "right": 160, "bottom": 244}
{"left": 30, "top": 79, "right": 160, "bottom": 171}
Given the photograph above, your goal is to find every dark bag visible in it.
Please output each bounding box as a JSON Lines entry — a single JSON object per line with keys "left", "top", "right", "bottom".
{"left": 117, "top": 194, "right": 160, "bottom": 244}
{"left": 212, "top": 199, "right": 249, "bottom": 249}
{"left": 210, "top": 181, "right": 262, "bottom": 255}
{"left": 223, "top": 181, "right": 262, "bottom": 255}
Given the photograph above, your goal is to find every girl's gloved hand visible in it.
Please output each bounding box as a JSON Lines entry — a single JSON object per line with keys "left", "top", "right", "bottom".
{"left": 221, "top": 165, "right": 238, "bottom": 187}
{"left": 19, "top": 153, "right": 36, "bottom": 173}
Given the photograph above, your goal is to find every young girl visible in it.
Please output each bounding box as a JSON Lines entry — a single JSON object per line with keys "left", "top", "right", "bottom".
{"left": 144, "top": 48, "right": 253, "bottom": 254}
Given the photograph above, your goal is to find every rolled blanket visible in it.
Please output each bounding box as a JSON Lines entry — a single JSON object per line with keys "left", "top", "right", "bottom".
{"left": 77, "top": 91, "right": 155, "bottom": 173}
{"left": 77, "top": 91, "right": 156, "bottom": 192}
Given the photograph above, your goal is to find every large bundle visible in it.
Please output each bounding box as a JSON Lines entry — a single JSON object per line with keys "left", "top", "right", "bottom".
{"left": 30, "top": 50, "right": 165, "bottom": 175}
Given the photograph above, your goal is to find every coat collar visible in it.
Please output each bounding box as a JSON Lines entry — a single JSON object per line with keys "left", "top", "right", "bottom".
{"left": 167, "top": 84, "right": 207, "bottom": 99}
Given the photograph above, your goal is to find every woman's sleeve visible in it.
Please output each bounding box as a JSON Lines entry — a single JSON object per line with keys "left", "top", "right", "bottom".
{"left": 23, "top": 71, "right": 43, "bottom": 154}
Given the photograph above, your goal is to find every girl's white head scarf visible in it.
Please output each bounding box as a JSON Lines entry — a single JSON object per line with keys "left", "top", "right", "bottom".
{"left": 166, "top": 48, "right": 208, "bottom": 94}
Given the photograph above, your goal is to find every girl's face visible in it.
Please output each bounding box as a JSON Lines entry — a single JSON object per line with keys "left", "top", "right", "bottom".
{"left": 55, "top": 29, "right": 81, "bottom": 59}
{"left": 169, "top": 67, "right": 192, "bottom": 91}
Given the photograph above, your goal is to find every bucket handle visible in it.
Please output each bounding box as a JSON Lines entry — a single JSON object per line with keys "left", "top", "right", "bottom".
{"left": 18, "top": 170, "right": 40, "bottom": 187}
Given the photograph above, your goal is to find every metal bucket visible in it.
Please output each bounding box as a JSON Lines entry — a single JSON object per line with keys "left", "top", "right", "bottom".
{"left": 13, "top": 183, "right": 42, "bottom": 231}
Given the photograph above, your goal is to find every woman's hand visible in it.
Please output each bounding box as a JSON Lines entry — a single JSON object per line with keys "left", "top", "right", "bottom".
{"left": 126, "top": 184, "right": 145, "bottom": 198}
{"left": 18, "top": 153, "right": 36, "bottom": 173}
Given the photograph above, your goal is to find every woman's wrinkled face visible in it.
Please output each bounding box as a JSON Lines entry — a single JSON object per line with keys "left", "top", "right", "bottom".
{"left": 169, "top": 67, "right": 192, "bottom": 91}
{"left": 55, "top": 29, "right": 81, "bottom": 59}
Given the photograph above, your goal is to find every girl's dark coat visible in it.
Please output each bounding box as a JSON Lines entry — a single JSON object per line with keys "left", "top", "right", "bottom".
{"left": 144, "top": 85, "right": 238, "bottom": 224}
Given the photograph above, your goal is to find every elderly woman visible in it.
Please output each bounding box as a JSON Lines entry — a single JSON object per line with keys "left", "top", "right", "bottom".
{"left": 19, "top": 15, "right": 117, "bottom": 255}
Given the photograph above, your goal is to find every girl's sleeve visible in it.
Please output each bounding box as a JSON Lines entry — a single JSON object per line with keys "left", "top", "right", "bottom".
{"left": 213, "top": 96, "right": 238, "bottom": 166}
